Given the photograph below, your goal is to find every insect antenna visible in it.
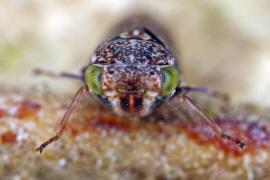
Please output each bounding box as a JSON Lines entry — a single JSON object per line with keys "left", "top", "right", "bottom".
{"left": 180, "top": 86, "right": 230, "bottom": 102}
{"left": 34, "top": 68, "right": 83, "bottom": 81}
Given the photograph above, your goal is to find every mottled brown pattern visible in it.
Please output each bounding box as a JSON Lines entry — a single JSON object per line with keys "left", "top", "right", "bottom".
{"left": 93, "top": 39, "right": 174, "bottom": 65}
{"left": 102, "top": 65, "right": 161, "bottom": 93}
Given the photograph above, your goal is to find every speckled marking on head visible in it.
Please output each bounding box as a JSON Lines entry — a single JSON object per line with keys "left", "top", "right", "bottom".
{"left": 102, "top": 65, "right": 161, "bottom": 93}
{"left": 93, "top": 38, "right": 174, "bottom": 66}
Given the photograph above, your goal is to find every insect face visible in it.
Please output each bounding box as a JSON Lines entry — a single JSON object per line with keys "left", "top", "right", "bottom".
{"left": 85, "top": 64, "right": 179, "bottom": 116}
{"left": 83, "top": 30, "right": 180, "bottom": 117}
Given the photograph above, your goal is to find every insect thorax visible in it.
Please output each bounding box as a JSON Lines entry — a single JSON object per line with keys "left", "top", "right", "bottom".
{"left": 87, "top": 28, "right": 177, "bottom": 117}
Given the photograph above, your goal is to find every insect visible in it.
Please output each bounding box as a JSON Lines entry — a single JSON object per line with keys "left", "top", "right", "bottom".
{"left": 36, "top": 17, "right": 245, "bottom": 153}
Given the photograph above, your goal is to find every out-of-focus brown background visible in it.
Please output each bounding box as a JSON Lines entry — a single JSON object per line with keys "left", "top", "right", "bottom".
{"left": 1, "top": 0, "right": 270, "bottom": 106}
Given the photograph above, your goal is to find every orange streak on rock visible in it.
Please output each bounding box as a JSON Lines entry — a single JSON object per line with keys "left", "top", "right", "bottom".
{"left": 15, "top": 100, "right": 41, "bottom": 119}
{"left": 1, "top": 131, "right": 17, "bottom": 144}
{"left": 66, "top": 116, "right": 141, "bottom": 136}
{"left": 0, "top": 108, "right": 6, "bottom": 118}
{"left": 179, "top": 118, "right": 270, "bottom": 157}
{"left": 58, "top": 110, "right": 270, "bottom": 157}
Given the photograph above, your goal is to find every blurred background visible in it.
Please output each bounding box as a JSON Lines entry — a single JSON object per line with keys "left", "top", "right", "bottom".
{"left": 0, "top": 0, "right": 270, "bottom": 107}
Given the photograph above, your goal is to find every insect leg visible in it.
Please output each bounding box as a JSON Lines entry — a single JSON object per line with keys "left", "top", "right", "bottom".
{"left": 34, "top": 68, "right": 83, "bottom": 81}
{"left": 36, "top": 85, "right": 87, "bottom": 153}
{"left": 173, "top": 88, "right": 245, "bottom": 149}
{"left": 180, "top": 86, "right": 229, "bottom": 101}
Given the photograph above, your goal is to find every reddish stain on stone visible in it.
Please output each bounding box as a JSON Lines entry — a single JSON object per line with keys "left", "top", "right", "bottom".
{"left": 64, "top": 114, "right": 169, "bottom": 138}
{"left": 0, "top": 108, "right": 6, "bottom": 118}
{"left": 61, "top": 113, "right": 270, "bottom": 156}
{"left": 67, "top": 116, "right": 141, "bottom": 136}
{"left": 1, "top": 131, "right": 17, "bottom": 144}
{"left": 15, "top": 100, "right": 41, "bottom": 119}
{"left": 179, "top": 118, "right": 270, "bottom": 156}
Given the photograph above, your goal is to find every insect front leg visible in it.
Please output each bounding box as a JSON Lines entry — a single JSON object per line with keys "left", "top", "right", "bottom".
{"left": 36, "top": 85, "right": 88, "bottom": 153}
{"left": 173, "top": 87, "right": 245, "bottom": 149}
{"left": 34, "top": 68, "right": 83, "bottom": 81}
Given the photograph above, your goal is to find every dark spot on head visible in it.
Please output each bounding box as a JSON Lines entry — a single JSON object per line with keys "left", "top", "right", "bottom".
{"left": 150, "top": 71, "right": 155, "bottom": 75}
{"left": 108, "top": 70, "right": 114, "bottom": 74}
{"left": 120, "top": 97, "right": 129, "bottom": 111}
{"left": 134, "top": 97, "right": 143, "bottom": 111}
{"left": 147, "top": 46, "right": 153, "bottom": 52}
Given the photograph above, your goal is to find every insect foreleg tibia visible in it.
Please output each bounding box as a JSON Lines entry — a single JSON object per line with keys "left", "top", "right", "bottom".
{"left": 36, "top": 85, "right": 87, "bottom": 153}
{"left": 34, "top": 68, "right": 82, "bottom": 81}
{"left": 174, "top": 87, "right": 245, "bottom": 149}
{"left": 180, "top": 86, "right": 229, "bottom": 101}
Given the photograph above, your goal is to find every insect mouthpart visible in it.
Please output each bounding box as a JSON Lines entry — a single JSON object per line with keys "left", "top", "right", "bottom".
{"left": 107, "top": 92, "right": 156, "bottom": 117}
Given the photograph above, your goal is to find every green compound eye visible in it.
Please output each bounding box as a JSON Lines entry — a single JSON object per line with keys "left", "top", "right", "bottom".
{"left": 85, "top": 64, "right": 104, "bottom": 95}
{"left": 161, "top": 66, "right": 179, "bottom": 96}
